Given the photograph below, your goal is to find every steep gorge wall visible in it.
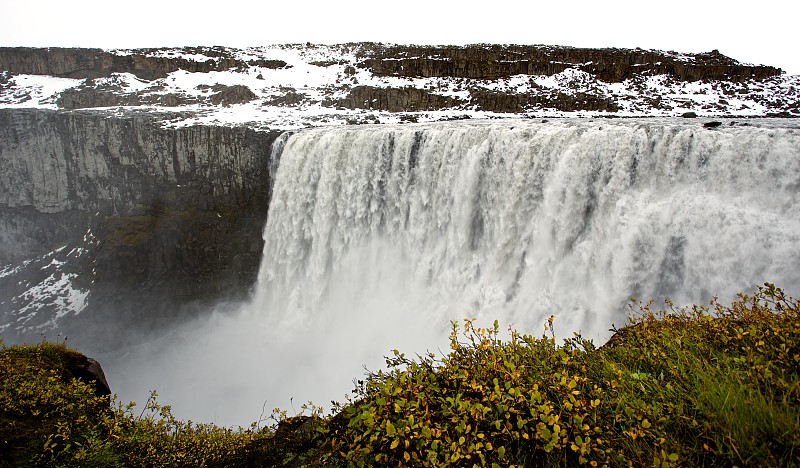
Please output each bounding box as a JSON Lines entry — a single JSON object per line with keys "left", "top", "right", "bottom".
{"left": 0, "top": 108, "right": 280, "bottom": 345}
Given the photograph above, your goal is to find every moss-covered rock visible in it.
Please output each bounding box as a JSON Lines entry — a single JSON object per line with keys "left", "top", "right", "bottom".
{"left": 0, "top": 343, "right": 114, "bottom": 467}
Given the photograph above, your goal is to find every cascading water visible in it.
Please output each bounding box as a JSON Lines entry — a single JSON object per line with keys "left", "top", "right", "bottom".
{"left": 254, "top": 118, "right": 800, "bottom": 338}
{"left": 110, "top": 118, "right": 800, "bottom": 427}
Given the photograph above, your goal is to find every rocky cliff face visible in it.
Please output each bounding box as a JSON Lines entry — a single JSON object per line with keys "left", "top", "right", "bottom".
{"left": 0, "top": 47, "right": 288, "bottom": 81}
{"left": 362, "top": 45, "right": 781, "bottom": 82}
{"left": 0, "top": 108, "right": 279, "bottom": 348}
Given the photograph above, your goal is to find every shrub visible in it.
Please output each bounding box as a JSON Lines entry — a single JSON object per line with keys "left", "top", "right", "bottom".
{"left": 325, "top": 283, "right": 800, "bottom": 467}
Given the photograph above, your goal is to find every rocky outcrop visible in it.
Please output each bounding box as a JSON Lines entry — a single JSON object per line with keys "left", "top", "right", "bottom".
{"left": 324, "top": 86, "right": 620, "bottom": 113}
{"left": 0, "top": 108, "right": 280, "bottom": 348}
{"left": 208, "top": 84, "right": 258, "bottom": 106}
{"left": 57, "top": 81, "right": 199, "bottom": 109}
{"left": 362, "top": 45, "right": 782, "bottom": 82}
{"left": 325, "top": 86, "right": 464, "bottom": 112}
{"left": 0, "top": 47, "right": 288, "bottom": 81}
{"left": 469, "top": 89, "right": 619, "bottom": 113}
{"left": 56, "top": 82, "right": 257, "bottom": 110}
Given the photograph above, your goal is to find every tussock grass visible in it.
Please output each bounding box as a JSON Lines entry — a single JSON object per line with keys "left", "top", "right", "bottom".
{"left": 1, "top": 283, "right": 798, "bottom": 466}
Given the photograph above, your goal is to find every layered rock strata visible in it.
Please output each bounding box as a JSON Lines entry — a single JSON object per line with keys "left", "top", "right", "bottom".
{"left": 0, "top": 108, "right": 279, "bottom": 347}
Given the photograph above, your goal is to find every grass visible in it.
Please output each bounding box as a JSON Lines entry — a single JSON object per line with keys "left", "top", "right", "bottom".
{"left": 1, "top": 283, "right": 798, "bottom": 466}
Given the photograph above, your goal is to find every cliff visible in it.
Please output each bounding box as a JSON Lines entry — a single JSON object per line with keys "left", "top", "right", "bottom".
{"left": 0, "top": 108, "right": 279, "bottom": 347}
{"left": 0, "top": 46, "right": 288, "bottom": 81}
{"left": 361, "top": 45, "right": 781, "bottom": 82}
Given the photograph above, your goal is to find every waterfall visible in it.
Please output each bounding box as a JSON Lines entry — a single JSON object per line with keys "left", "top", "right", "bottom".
{"left": 253, "top": 119, "right": 800, "bottom": 341}
{"left": 110, "top": 118, "right": 800, "bottom": 427}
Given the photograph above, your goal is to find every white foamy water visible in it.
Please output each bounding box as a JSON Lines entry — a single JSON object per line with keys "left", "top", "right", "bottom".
{"left": 109, "top": 118, "right": 800, "bottom": 427}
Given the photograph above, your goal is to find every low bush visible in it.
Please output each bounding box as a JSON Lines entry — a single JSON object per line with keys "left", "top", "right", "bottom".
{"left": 325, "top": 283, "right": 800, "bottom": 467}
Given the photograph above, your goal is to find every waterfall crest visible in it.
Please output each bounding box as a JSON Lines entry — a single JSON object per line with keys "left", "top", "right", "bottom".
{"left": 254, "top": 119, "right": 800, "bottom": 340}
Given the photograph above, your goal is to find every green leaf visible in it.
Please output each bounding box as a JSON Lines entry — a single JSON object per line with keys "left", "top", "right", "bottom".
{"left": 386, "top": 421, "right": 396, "bottom": 437}
{"left": 668, "top": 453, "right": 679, "bottom": 462}
{"left": 498, "top": 446, "right": 506, "bottom": 458}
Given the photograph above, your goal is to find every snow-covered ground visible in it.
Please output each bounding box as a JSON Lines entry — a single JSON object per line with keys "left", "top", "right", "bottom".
{"left": 2, "top": 44, "right": 798, "bottom": 129}
{"left": 0, "top": 230, "right": 95, "bottom": 336}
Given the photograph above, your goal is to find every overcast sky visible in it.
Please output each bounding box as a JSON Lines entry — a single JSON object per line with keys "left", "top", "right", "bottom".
{"left": 2, "top": 0, "right": 797, "bottom": 74}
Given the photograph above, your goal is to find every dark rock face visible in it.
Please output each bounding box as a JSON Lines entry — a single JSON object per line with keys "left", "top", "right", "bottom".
{"left": 0, "top": 47, "right": 288, "bottom": 81}
{"left": 362, "top": 45, "right": 782, "bottom": 82}
{"left": 0, "top": 108, "right": 280, "bottom": 349}
{"left": 469, "top": 89, "right": 619, "bottom": 113}
{"left": 208, "top": 84, "right": 258, "bottom": 106}
{"left": 57, "top": 81, "right": 200, "bottom": 110}
{"left": 56, "top": 82, "right": 257, "bottom": 110}
{"left": 326, "top": 86, "right": 464, "bottom": 112}
{"left": 69, "top": 356, "right": 112, "bottom": 398}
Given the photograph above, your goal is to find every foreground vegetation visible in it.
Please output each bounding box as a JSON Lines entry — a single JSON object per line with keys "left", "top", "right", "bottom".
{"left": 1, "top": 283, "right": 798, "bottom": 467}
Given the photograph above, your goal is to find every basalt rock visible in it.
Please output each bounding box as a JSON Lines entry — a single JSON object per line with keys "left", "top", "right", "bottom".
{"left": 0, "top": 108, "right": 280, "bottom": 349}
{"left": 0, "top": 47, "right": 288, "bottom": 81}
{"left": 324, "top": 85, "right": 464, "bottom": 112}
{"left": 208, "top": 84, "right": 258, "bottom": 106}
{"left": 469, "top": 89, "right": 619, "bottom": 113}
{"left": 57, "top": 81, "right": 257, "bottom": 110}
{"left": 57, "top": 82, "right": 200, "bottom": 109}
{"left": 361, "top": 45, "right": 781, "bottom": 82}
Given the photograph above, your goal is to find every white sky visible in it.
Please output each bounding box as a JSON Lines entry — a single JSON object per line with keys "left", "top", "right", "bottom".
{"left": 2, "top": 0, "right": 798, "bottom": 75}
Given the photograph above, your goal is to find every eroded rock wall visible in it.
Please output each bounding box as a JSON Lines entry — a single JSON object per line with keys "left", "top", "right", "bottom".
{"left": 0, "top": 108, "right": 279, "bottom": 347}
{"left": 363, "top": 45, "right": 782, "bottom": 82}
{"left": 0, "top": 47, "right": 287, "bottom": 80}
